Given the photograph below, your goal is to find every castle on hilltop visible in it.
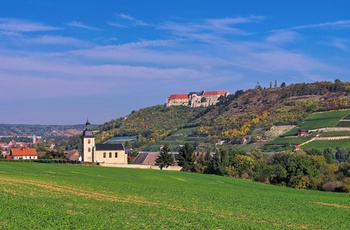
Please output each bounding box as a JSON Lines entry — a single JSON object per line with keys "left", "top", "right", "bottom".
{"left": 166, "top": 90, "right": 229, "bottom": 107}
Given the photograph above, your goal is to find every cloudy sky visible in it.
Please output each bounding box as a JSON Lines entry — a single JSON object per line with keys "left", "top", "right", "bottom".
{"left": 1, "top": 0, "right": 349, "bottom": 125}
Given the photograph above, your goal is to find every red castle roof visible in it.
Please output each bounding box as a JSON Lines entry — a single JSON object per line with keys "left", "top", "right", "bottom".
{"left": 203, "top": 90, "right": 227, "bottom": 96}
{"left": 167, "top": 94, "right": 188, "bottom": 99}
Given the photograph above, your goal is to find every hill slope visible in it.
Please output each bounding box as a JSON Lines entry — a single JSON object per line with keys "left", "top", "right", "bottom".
{"left": 1, "top": 162, "right": 349, "bottom": 229}
{"left": 94, "top": 80, "right": 350, "bottom": 151}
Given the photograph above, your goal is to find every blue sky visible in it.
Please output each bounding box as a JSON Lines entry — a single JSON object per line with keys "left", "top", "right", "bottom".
{"left": 1, "top": 0, "right": 350, "bottom": 125}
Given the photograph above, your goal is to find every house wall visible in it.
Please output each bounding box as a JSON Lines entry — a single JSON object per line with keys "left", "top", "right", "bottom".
{"left": 95, "top": 150, "right": 127, "bottom": 164}
{"left": 12, "top": 156, "right": 38, "bottom": 160}
{"left": 166, "top": 98, "right": 189, "bottom": 107}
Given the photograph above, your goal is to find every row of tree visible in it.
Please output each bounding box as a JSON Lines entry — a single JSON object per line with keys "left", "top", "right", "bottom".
{"left": 156, "top": 143, "right": 350, "bottom": 193}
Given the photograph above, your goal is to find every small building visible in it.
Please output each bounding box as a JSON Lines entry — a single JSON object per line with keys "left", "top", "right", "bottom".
{"left": 10, "top": 148, "right": 38, "bottom": 160}
{"left": 133, "top": 152, "right": 177, "bottom": 166}
{"left": 294, "top": 145, "right": 301, "bottom": 151}
{"left": 298, "top": 129, "right": 308, "bottom": 137}
{"left": 64, "top": 149, "right": 81, "bottom": 161}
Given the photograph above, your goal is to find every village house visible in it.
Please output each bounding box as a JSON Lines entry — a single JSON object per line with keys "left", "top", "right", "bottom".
{"left": 64, "top": 149, "right": 81, "bottom": 161}
{"left": 298, "top": 129, "right": 308, "bottom": 137}
{"left": 10, "top": 148, "right": 38, "bottom": 160}
{"left": 82, "top": 120, "right": 127, "bottom": 164}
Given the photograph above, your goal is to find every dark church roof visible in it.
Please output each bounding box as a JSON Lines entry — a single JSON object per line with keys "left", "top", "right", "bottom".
{"left": 82, "top": 129, "right": 94, "bottom": 137}
{"left": 82, "top": 119, "right": 94, "bottom": 137}
{"left": 95, "top": 144, "right": 124, "bottom": 151}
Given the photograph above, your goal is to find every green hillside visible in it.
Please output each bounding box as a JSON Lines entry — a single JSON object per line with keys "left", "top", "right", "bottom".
{"left": 87, "top": 80, "right": 350, "bottom": 152}
{"left": 1, "top": 162, "right": 349, "bottom": 229}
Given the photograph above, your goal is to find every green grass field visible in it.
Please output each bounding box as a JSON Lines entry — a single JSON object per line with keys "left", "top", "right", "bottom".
{"left": 318, "top": 131, "right": 350, "bottom": 137}
{"left": 1, "top": 162, "right": 350, "bottom": 229}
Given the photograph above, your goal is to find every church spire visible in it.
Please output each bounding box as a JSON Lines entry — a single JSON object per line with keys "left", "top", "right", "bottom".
{"left": 85, "top": 118, "right": 91, "bottom": 130}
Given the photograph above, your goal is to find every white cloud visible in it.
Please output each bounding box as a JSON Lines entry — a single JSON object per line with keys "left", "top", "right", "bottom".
{"left": 159, "top": 16, "right": 263, "bottom": 42}
{"left": 119, "top": 13, "right": 134, "bottom": 21}
{"left": 330, "top": 38, "right": 349, "bottom": 50}
{"left": 107, "top": 21, "right": 125, "bottom": 28}
{"left": 272, "top": 20, "right": 350, "bottom": 31}
{"left": 26, "top": 35, "right": 89, "bottom": 46}
{"left": 266, "top": 31, "right": 300, "bottom": 44}
{"left": 117, "top": 13, "right": 147, "bottom": 26}
{"left": 0, "top": 18, "right": 60, "bottom": 33}
{"left": 66, "top": 21, "right": 100, "bottom": 30}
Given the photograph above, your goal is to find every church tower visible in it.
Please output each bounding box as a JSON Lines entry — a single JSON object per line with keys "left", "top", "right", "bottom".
{"left": 82, "top": 120, "right": 95, "bottom": 162}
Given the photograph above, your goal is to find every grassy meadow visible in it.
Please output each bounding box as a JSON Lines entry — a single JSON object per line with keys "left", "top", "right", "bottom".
{"left": 1, "top": 162, "right": 350, "bottom": 229}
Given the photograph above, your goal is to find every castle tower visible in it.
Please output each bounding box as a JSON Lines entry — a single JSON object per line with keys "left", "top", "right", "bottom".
{"left": 82, "top": 119, "right": 95, "bottom": 162}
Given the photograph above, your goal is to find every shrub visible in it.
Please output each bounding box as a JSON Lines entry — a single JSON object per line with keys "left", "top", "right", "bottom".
{"left": 321, "top": 181, "right": 343, "bottom": 192}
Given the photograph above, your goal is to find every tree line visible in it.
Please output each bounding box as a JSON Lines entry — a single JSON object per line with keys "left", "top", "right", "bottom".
{"left": 156, "top": 143, "right": 350, "bottom": 193}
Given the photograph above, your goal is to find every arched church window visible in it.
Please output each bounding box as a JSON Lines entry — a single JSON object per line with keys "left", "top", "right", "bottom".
{"left": 115, "top": 152, "right": 118, "bottom": 158}
{"left": 88, "top": 139, "right": 90, "bottom": 144}
{"left": 103, "top": 152, "right": 106, "bottom": 158}
{"left": 109, "top": 152, "right": 112, "bottom": 158}
{"left": 88, "top": 147, "right": 91, "bottom": 152}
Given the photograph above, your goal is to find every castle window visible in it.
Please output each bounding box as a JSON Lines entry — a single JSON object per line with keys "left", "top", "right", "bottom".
{"left": 88, "top": 147, "right": 91, "bottom": 152}
{"left": 103, "top": 152, "right": 106, "bottom": 158}
{"left": 115, "top": 152, "right": 118, "bottom": 158}
{"left": 88, "top": 139, "right": 90, "bottom": 144}
{"left": 109, "top": 152, "right": 112, "bottom": 158}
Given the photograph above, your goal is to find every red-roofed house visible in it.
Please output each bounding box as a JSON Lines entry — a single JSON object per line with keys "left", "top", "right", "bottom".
{"left": 298, "top": 129, "right": 308, "bottom": 137}
{"left": 166, "top": 94, "right": 189, "bottom": 107}
{"left": 10, "top": 148, "right": 38, "bottom": 160}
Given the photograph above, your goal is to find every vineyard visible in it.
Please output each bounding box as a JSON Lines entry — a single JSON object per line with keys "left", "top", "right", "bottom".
{"left": 1, "top": 162, "right": 349, "bottom": 229}
{"left": 264, "top": 109, "right": 350, "bottom": 151}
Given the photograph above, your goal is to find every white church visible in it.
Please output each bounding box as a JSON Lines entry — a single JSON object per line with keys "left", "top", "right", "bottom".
{"left": 82, "top": 120, "right": 128, "bottom": 164}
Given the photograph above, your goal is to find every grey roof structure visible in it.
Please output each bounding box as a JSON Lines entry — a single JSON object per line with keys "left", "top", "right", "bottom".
{"left": 95, "top": 143, "right": 124, "bottom": 151}
{"left": 188, "top": 91, "right": 204, "bottom": 96}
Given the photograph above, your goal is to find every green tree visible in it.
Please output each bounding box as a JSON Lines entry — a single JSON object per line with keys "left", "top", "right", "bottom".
{"left": 335, "top": 147, "right": 348, "bottom": 162}
{"left": 155, "top": 145, "right": 174, "bottom": 170}
{"left": 177, "top": 143, "right": 195, "bottom": 172}
{"left": 255, "top": 82, "right": 262, "bottom": 90}
{"left": 323, "top": 148, "right": 335, "bottom": 164}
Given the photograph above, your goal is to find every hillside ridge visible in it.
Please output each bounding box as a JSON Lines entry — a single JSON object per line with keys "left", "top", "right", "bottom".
{"left": 93, "top": 80, "right": 350, "bottom": 152}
